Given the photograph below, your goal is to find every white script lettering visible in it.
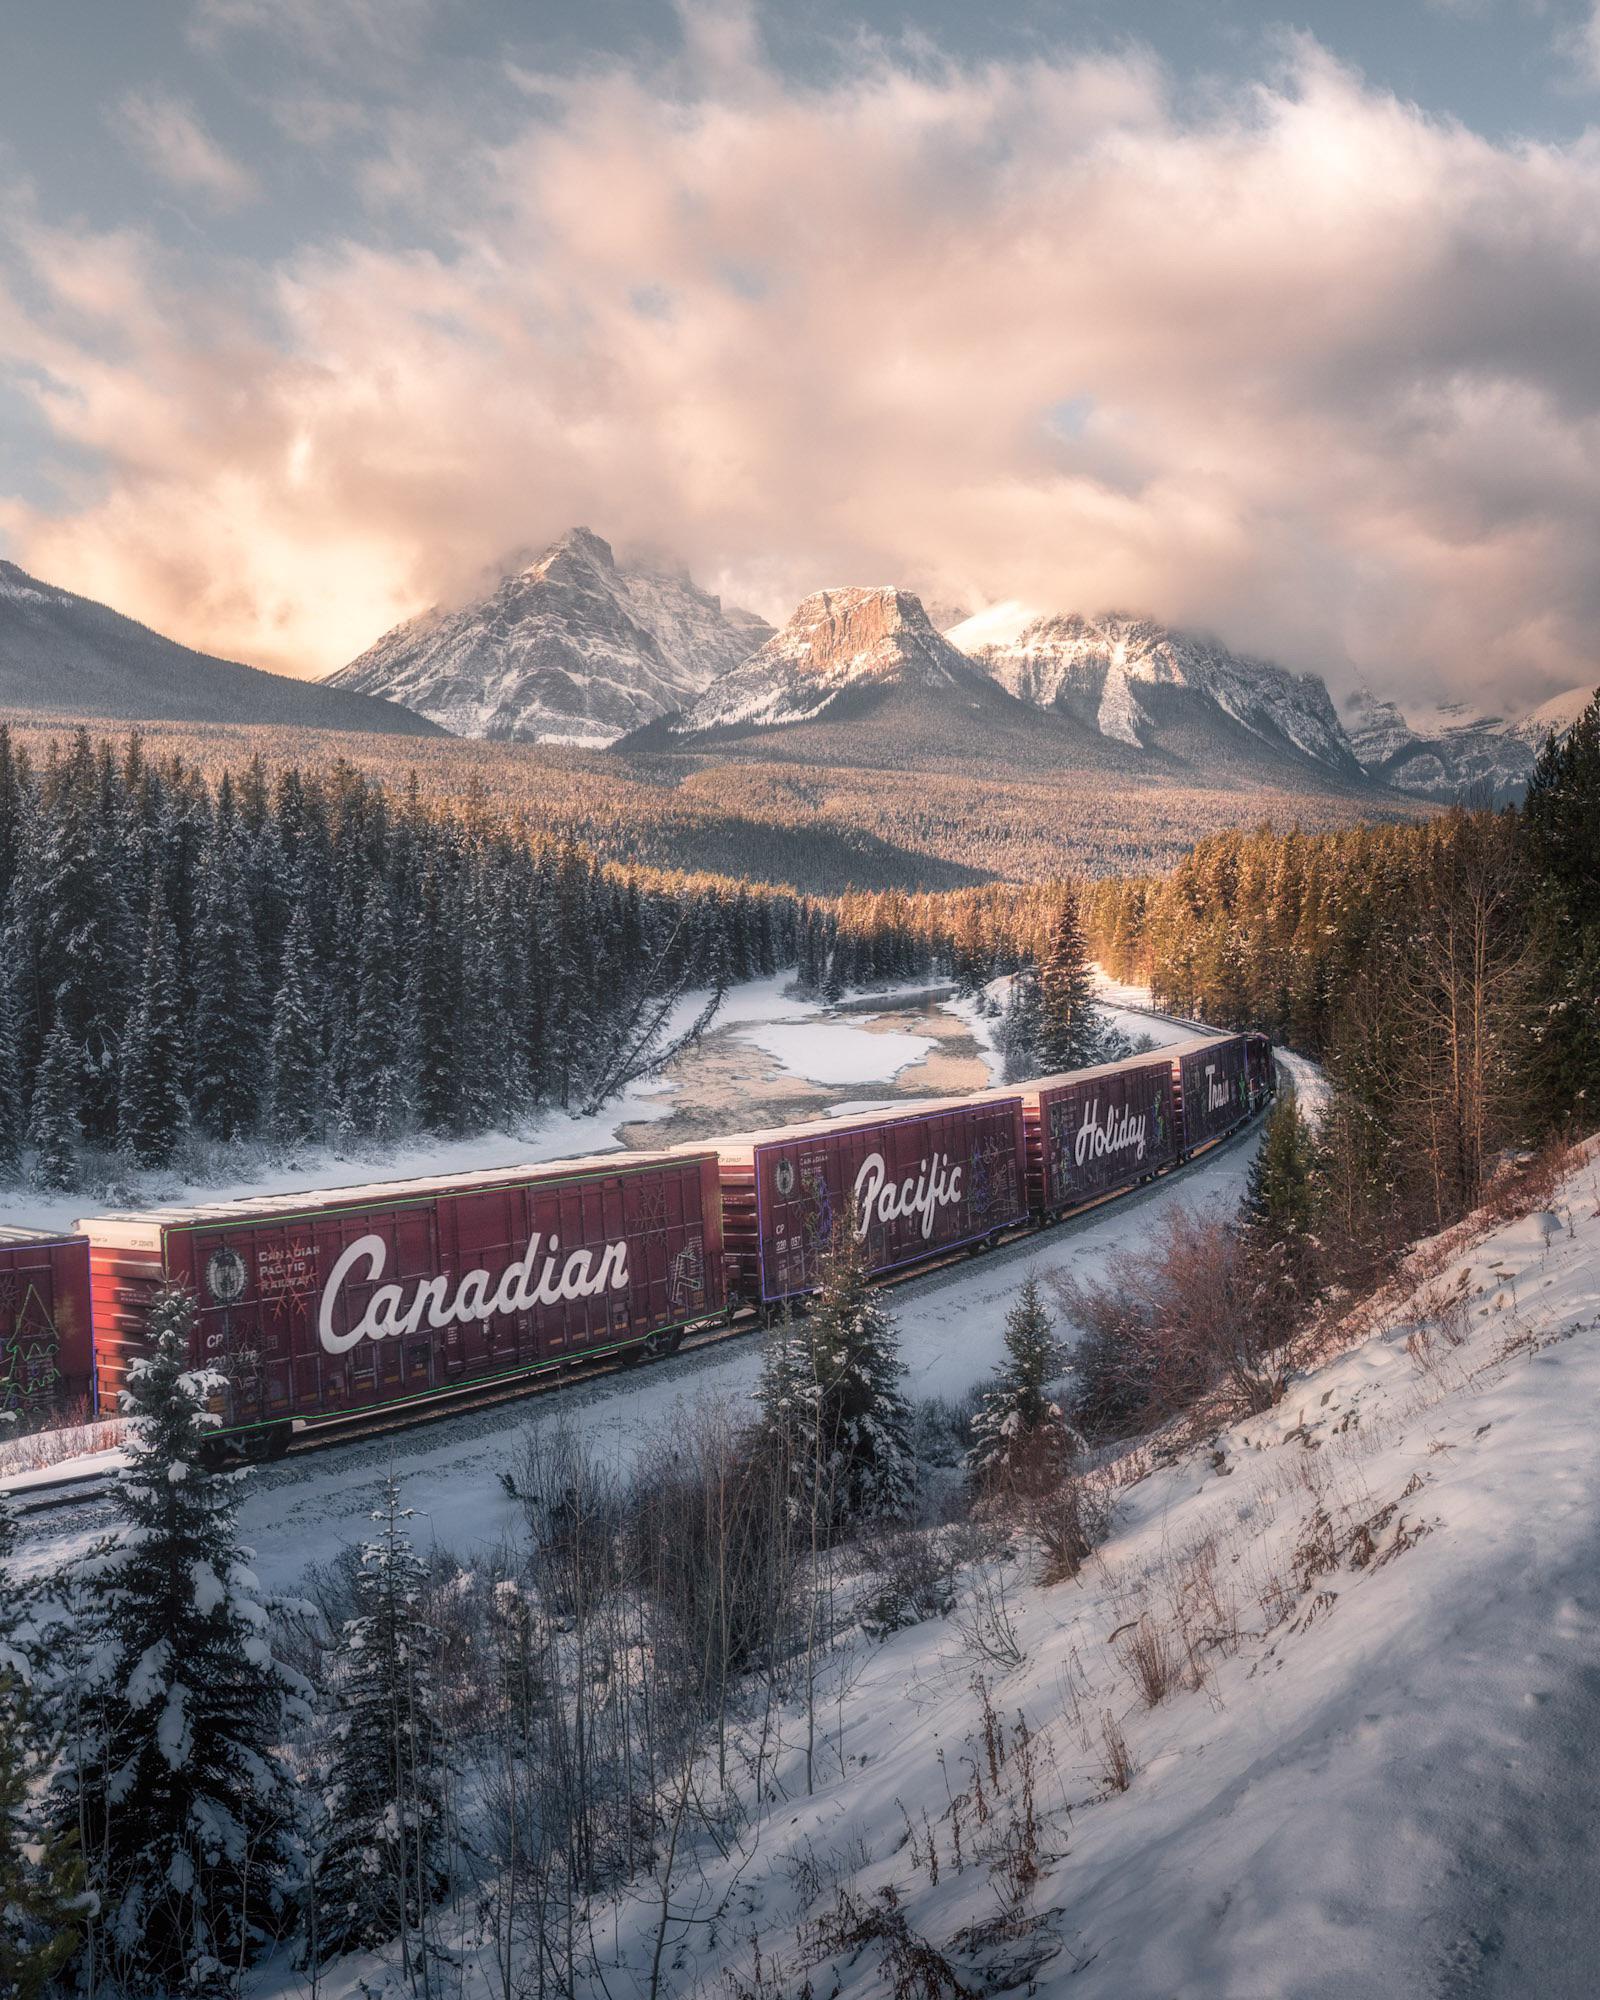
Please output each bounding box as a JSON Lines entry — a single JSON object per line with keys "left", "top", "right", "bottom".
{"left": 318, "top": 1231, "right": 630, "bottom": 1356}
{"left": 851, "top": 1150, "right": 965, "bottom": 1242}
{"left": 1073, "top": 1098, "right": 1148, "bottom": 1167}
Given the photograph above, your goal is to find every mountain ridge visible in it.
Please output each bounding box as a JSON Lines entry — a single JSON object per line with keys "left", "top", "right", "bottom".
{"left": 0, "top": 559, "right": 442, "bottom": 736}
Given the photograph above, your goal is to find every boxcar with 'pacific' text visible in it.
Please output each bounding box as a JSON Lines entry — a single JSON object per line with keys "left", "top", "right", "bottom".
{"left": 0, "top": 1227, "right": 92, "bottom": 1425}
{"left": 76, "top": 1152, "right": 724, "bottom": 1437}
{"left": 689, "top": 1095, "right": 1030, "bottom": 1306}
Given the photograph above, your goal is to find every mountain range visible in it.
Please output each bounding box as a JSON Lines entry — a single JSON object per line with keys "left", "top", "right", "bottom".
{"left": 0, "top": 560, "right": 439, "bottom": 736}
{"left": 0, "top": 534, "right": 1589, "bottom": 809}
{"left": 333, "top": 534, "right": 1589, "bottom": 798}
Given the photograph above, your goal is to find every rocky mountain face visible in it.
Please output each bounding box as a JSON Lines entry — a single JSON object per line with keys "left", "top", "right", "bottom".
{"left": 0, "top": 560, "right": 441, "bottom": 735}
{"left": 947, "top": 607, "right": 1366, "bottom": 781}
{"left": 1339, "top": 688, "right": 1585, "bottom": 804}
{"left": 670, "top": 586, "right": 987, "bottom": 732}
{"left": 329, "top": 528, "right": 769, "bottom": 744}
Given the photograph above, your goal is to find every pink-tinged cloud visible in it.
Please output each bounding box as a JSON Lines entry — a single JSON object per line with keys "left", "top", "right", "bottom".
{"left": 116, "top": 90, "right": 260, "bottom": 211}
{"left": 4, "top": 34, "right": 1600, "bottom": 712}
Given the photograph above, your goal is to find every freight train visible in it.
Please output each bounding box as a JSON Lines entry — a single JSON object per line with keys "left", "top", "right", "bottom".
{"left": 0, "top": 1029, "right": 1273, "bottom": 1455}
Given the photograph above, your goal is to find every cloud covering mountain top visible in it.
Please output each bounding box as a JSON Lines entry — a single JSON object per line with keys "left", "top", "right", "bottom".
{"left": 3, "top": 21, "right": 1600, "bottom": 715}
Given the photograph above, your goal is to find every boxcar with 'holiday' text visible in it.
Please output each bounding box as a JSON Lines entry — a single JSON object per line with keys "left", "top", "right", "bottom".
{"left": 0, "top": 1227, "right": 93, "bottom": 1426}
{"left": 1018, "top": 1054, "right": 1182, "bottom": 1218}
{"left": 689, "top": 1095, "right": 1030, "bottom": 1306}
{"left": 76, "top": 1152, "right": 724, "bottom": 1439}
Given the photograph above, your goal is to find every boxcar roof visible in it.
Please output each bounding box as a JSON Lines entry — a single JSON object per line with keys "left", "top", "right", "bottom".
{"left": 672, "top": 1031, "right": 1240, "bottom": 1160}
{"left": 675, "top": 1091, "right": 1027, "bottom": 1160}
{"left": 0, "top": 1223, "right": 84, "bottom": 1246}
{"left": 74, "top": 1148, "right": 714, "bottom": 1237}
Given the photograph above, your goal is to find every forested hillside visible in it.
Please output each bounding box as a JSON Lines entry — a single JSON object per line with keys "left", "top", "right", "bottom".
{"left": 0, "top": 728, "right": 821, "bottom": 1188}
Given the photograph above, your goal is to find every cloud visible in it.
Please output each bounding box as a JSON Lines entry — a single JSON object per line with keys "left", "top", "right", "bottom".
{"left": 116, "top": 90, "right": 259, "bottom": 211}
{"left": 5, "top": 28, "right": 1600, "bottom": 714}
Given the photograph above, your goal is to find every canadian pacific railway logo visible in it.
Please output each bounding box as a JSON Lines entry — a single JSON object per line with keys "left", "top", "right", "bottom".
{"left": 851, "top": 1150, "right": 964, "bottom": 1241}
{"left": 318, "top": 1233, "right": 631, "bottom": 1356}
{"left": 206, "top": 1247, "right": 248, "bottom": 1304}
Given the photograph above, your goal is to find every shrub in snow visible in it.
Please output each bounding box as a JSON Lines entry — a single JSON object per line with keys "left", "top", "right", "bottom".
{"left": 50, "top": 1287, "right": 306, "bottom": 1996}
{"left": 757, "top": 1246, "right": 915, "bottom": 1527}
{"left": 312, "top": 1472, "right": 449, "bottom": 1967}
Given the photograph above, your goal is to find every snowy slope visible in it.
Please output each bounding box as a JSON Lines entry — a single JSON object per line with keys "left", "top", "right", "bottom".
{"left": 329, "top": 528, "right": 769, "bottom": 743}
{"left": 949, "top": 608, "right": 1364, "bottom": 777}
{"left": 1511, "top": 683, "right": 1594, "bottom": 750}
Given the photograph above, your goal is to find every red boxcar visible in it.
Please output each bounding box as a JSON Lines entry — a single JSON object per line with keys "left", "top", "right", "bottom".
{"left": 1020, "top": 1056, "right": 1181, "bottom": 1216}
{"left": 0, "top": 1227, "right": 93, "bottom": 1424}
{"left": 692, "top": 1096, "right": 1029, "bottom": 1305}
{"left": 1177, "top": 1035, "right": 1252, "bottom": 1149}
{"left": 77, "top": 1152, "right": 723, "bottom": 1437}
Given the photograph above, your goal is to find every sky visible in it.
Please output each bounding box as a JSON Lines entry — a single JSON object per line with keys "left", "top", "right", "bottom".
{"left": 4, "top": 1, "right": 1600, "bottom": 718}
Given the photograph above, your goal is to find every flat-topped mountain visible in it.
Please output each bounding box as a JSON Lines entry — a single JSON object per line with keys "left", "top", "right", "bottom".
{"left": 329, "top": 527, "right": 769, "bottom": 743}
{"left": 0, "top": 560, "right": 442, "bottom": 735}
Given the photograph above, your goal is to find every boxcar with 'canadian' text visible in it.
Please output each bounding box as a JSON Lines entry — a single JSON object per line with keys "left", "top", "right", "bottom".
{"left": 76, "top": 1152, "right": 724, "bottom": 1438}
{"left": 689, "top": 1095, "right": 1029, "bottom": 1306}
{"left": 0, "top": 1227, "right": 92, "bottom": 1425}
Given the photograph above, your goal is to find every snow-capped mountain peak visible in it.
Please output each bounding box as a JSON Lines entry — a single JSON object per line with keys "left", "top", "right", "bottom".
{"left": 949, "top": 608, "right": 1363, "bottom": 776}
{"left": 329, "top": 528, "right": 770, "bottom": 744}
{"left": 674, "top": 585, "right": 978, "bottom": 731}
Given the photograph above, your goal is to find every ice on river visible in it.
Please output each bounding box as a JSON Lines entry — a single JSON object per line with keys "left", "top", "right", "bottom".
{"left": 736, "top": 1020, "right": 936, "bottom": 1087}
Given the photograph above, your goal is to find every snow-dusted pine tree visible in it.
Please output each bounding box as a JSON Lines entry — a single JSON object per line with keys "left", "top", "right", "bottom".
{"left": 190, "top": 812, "right": 266, "bottom": 1142}
{"left": 966, "top": 1275, "right": 1079, "bottom": 1490}
{"left": 27, "top": 1019, "right": 79, "bottom": 1194}
{"left": 313, "top": 1473, "right": 448, "bottom": 1967}
{"left": 0, "top": 982, "right": 22, "bottom": 1179}
{"left": 268, "top": 891, "right": 323, "bottom": 1146}
{"left": 1034, "top": 887, "right": 1104, "bottom": 1075}
{"left": 117, "top": 880, "right": 187, "bottom": 1167}
{"left": 346, "top": 875, "right": 405, "bottom": 1141}
{"left": 54, "top": 1290, "right": 305, "bottom": 1995}
{"left": 0, "top": 1491, "right": 86, "bottom": 1998}
{"left": 759, "top": 1246, "right": 914, "bottom": 1525}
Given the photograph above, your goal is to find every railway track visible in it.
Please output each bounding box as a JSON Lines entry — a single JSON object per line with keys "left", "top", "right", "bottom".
{"left": 6, "top": 1100, "right": 1271, "bottom": 1527}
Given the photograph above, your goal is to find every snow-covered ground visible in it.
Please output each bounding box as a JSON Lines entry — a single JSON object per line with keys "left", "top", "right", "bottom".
{"left": 260, "top": 1138, "right": 1600, "bottom": 2000}
{"left": 737, "top": 1019, "right": 936, "bottom": 1087}
{"left": 598, "top": 1138, "right": 1600, "bottom": 2000}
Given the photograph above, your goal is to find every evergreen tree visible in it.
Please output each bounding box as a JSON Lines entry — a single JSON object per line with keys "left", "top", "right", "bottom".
{"left": 0, "top": 983, "right": 22, "bottom": 1178}
{"left": 966, "top": 1275, "right": 1077, "bottom": 1489}
{"left": 1034, "top": 887, "right": 1103, "bottom": 1074}
{"left": 1522, "top": 689, "right": 1600, "bottom": 1120}
{"left": 268, "top": 891, "right": 323, "bottom": 1146}
{"left": 27, "top": 1020, "right": 79, "bottom": 1194}
{"left": 759, "top": 1247, "right": 914, "bottom": 1525}
{"left": 999, "top": 968, "right": 1042, "bottom": 1083}
{"left": 347, "top": 877, "right": 405, "bottom": 1140}
{"left": 0, "top": 1493, "right": 86, "bottom": 1999}
{"left": 1240, "top": 1084, "right": 1323, "bottom": 1305}
{"left": 314, "top": 1474, "right": 448, "bottom": 1967}
{"left": 54, "top": 1290, "right": 304, "bottom": 1994}
{"left": 191, "top": 819, "right": 266, "bottom": 1141}
{"left": 118, "top": 881, "right": 187, "bottom": 1168}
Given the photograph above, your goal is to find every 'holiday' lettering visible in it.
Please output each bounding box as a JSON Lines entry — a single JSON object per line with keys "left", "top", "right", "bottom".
{"left": 852, "top": 1150, "right": 964, "bottom": 1241}
{"left": 1073, "top": 1098, "right": 1148, "bottom": 1167}
{"left": 318, "top": 1231, "right": 629, "bottom": 1356}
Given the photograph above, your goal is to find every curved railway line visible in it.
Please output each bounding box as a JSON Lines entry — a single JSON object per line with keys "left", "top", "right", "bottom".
{"left": 8, "top": 1081, "right": 1272, "bottom": 1529}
